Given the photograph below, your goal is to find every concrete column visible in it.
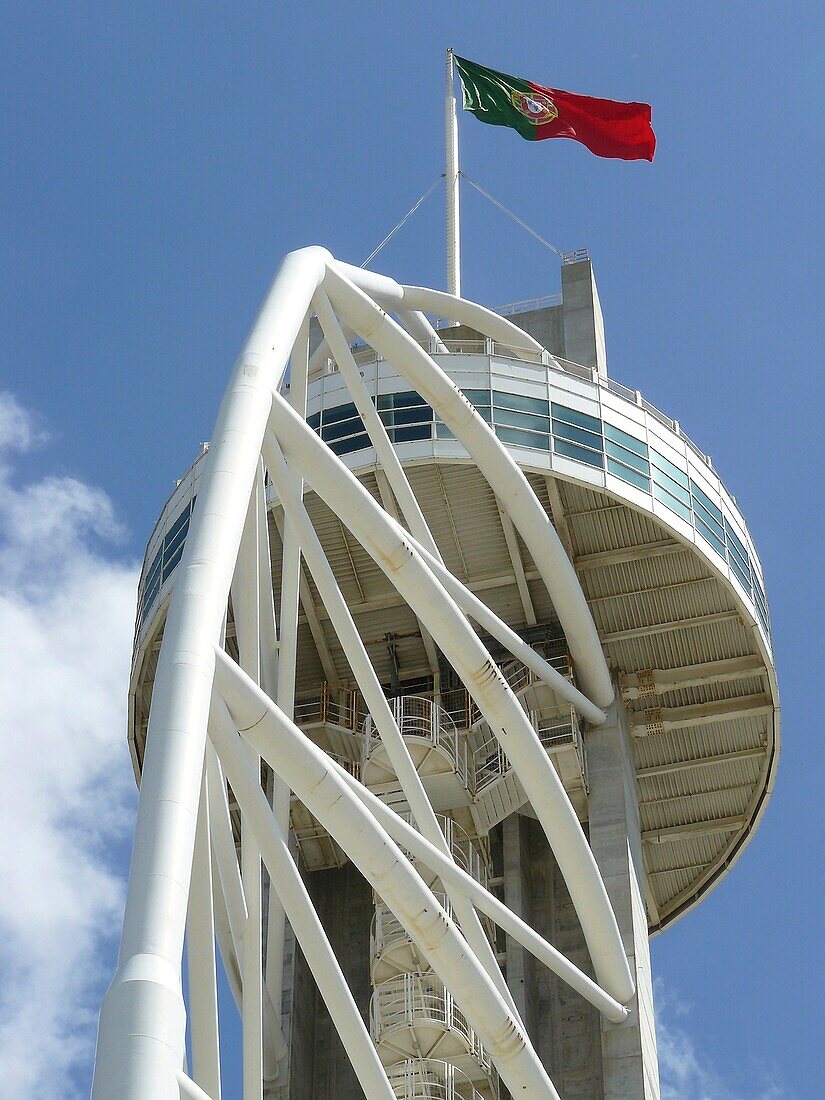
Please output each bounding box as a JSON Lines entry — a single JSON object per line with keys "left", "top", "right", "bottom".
{"left": 586, "top": 700, "right": 660, "bottom": 1100}
{"left": 561, "top": 259, "right": 608, "bottom": 377}
{"left": 502, "top": 815, "right": 535, "bottom": 1036}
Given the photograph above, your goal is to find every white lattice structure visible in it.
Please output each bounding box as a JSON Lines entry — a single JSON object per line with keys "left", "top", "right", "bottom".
{"left": 92, "top": 246, "right": 778, "bottom": 1100}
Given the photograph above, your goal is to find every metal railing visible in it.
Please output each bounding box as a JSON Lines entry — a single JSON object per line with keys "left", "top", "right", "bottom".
{"left": 395, "top": 810, "right": 487, "bottom": 889}
{"left": 370, "top": 975, "right": 492, "bottom": 1076}
{"left": 494, "top": 293, "right": 562, "bottom": 316}
{"left": 386, "top": 1060, "right": 496, "bottom": 1100}
{"left": 363, "top": 695, "right": 471, "bottom": 792}
{"left": 293, "top": 686, "right": 364, "bottom": 732}
{"left": 372, "top": 895, "right": 496, "bottom": 967}
{"left": 473, "top": 705, "right": 584, "bottom": 797}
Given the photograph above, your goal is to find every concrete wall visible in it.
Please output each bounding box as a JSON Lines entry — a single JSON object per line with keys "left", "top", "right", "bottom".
{"left": 272, "top": 862, "right": 373, "bottom": 1100}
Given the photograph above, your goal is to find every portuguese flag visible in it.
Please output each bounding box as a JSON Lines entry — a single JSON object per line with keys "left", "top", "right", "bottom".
{"left": 455, "top": 55, "right": 656, "bottom": 162}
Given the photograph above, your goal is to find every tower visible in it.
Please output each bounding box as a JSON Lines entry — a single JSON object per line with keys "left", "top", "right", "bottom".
{"left": 95, "top": 246, "right": 778, "bottom": 1100}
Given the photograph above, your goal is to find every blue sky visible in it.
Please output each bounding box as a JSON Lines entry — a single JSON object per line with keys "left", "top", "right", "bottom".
{"left": 1, "top": 3, "right": 823, "bottom": 1098}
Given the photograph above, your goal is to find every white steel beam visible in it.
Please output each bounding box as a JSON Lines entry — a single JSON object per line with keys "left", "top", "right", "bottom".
{"left": 495, "top": 494, "right": 537, "bottom": 625}
{"left": 92, "top": 246, "right": 327, "bottom": 1100}
{"left": 185, "top": 770, "right": 221, "bottom": 1100}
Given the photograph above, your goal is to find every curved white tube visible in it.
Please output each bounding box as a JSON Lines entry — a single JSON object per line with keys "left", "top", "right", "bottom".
{"left": 323, "top": 263, "right": 614, "bottom": 709}
{"left": 333, "top": 260, "right": 543, "bottom": 355}
{"left": 92, "top": 246, "right": 329, "bottom": 1100}
{"left": 268, "top": 390, "right": 633, "bottom": 1004}
{"left": 213, "top": 648, "right": 560, "bottom": 1099}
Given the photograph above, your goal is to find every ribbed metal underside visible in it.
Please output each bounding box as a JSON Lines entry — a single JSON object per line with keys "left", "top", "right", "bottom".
{"left": 130, "top": 458, "right": 777, "bottom": 935}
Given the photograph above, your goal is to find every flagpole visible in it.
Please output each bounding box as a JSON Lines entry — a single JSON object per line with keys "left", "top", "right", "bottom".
{"left": 445, "top": 48, "right": 461, "bottom": 298}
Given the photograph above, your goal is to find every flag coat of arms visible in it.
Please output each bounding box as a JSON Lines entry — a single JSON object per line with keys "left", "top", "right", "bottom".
{"left": 455, "top": 55, "right": 656, "bottom": 162}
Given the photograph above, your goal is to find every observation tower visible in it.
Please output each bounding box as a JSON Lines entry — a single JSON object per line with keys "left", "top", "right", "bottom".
{"left": 94, "top": 247, "right": 779, "bottom": 1100}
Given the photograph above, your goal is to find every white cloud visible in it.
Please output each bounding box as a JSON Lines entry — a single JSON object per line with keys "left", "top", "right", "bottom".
{"left": 657, "top": 981, "right": 790, "bottom": 1100}
{"left": 0, "top": 392, "right": 138, "bottom": 1098}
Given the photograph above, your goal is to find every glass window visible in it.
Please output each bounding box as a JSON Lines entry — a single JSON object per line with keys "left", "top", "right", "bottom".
{"left": 690, "top": 479, "right": 724, "bottom": 525}
{"left": 322, "top": 416, "right": 363, "bottom": 442}
{"left": 436, "top": 422, "right": 455, "bottom": 439}
{"left": 605, "top": 439, "right": 650, "bottom": 475}
{"left": 462, "top": 389, "right": 491, "bottom": 407}
{"left": 390, "top": 405, "right": 433, "bottom": 426}
{"left": 653, "top": 483, "right": 693, "bottom": 523}
{"left": 554, "top": 438, "right": 603, "bottom": 467}
{"left": 551, "top": 403, "right": 601, "bottom": 434}
{"left": 729, "top": 555, "right": 753, "bottom": 595}
{"left": 162, "top": 541, "right": 186, "bottom": 583}
{"left": 330, "top": 433, "right": 370, "bottom": 456}
{"left": 604, "top": 422, "right": 648, "bottom": 457}
{"left": 494, "top": 406, "right": 551, "bottom": 433}
{"left": 307, "top": 411, "right": 322, "bottom": 431}
{"left": 323, "top": 401, "right": 358, "bottom": 425}
{"left": 607, "top": 457, "right": 650, "bottom": 491}
{"left": 492, "top": 390, "right": 549, "bottom": 416}
{"left": 393, "top": 423, "right": 432, "bottom": 442}
{"left": 495, "top": 425, "right": 551, "bottom": 451}
{"left": 552, "top": 419, "right": 603, "bottom": 451}
{"left": 144, "top": 547, "right": 163, "bottom": 593}
{"left": 165, "top": 500, "right": 192, "bottom": 546}
{"left": 692, "top": 495, "right": 726, "bottom": 543}
{"left": 695, "top": 514, "right": 727, "bottom": 558}
{"left": 163, "top": 516, "right": 190, "bottom": 561}
{"left": 652, "top": 464, "right": 692, "bottom": 507}
{"left": 651, "top": 448, "right": 689, "bottom": 489}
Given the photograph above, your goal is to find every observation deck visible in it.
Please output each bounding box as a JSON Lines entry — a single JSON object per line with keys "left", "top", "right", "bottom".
{"left": 128, "top": 271, "right": 778, "bottom": 937}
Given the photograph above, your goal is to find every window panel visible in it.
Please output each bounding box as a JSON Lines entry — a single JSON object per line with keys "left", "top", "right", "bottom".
{"left": 605, "top": 439, "right": 650, "bottom": 474}
{"left": 652, "top": 465, "right": 692, "bottom": 507}
{"left": 492, "top": 390, "right": 549, "bottom": 416}
{"left": 552, "top": 419, "right": 603, "bottom": 451}
{"left": 323, "top": 417, "right": 363, "bottom": 442}
{"left": 604, "top": 422, "right": 648, "bottom": 457}
{"left": 651, "top": 449, "right": 689, "bottom": 489}
{"left": 330, "top": 433, "right": 370, "bottom": 456}
{"left": 607, "top": 457, "right": 650, "bottom": 491}
{"left": 393, "top": 423, "right": 432, "bottom": 442}
{"left": 653, "top": 483, "right": 693, "bottom": 523}
{"left": 692, "top": 495, "right": 726, "bottom": 542}
{"left": 323, "top": 402, "right": 358, "bottom": 425}
{"left": 695, "top": 515, "right": 727, "bottom": 558}
{"left": 729, "top": 555, "right": 753, "bottom": 595}
{"left": 493, "top": 406, "right": 551, "bottom": 433}
{"left": 495, "top": 425, "right": 551, "bottom": 451}
{"left": 554, "top": 438, "right": 603, "bottom": 467}
{"left": 162, "top": 542, "right": 186, "bottom": 583}
{"left": 690, "top": 479, "right": 724, "bottom": 525}
{"left": 551, "top": 403, "right": 601, "bottom": 434}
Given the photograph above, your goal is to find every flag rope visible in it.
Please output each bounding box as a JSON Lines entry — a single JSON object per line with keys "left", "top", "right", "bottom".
{"left": 361, "top": 176, "right": 445, "bottom": 268}
{"left": 460, "top": 171, "right": 563, "bottom": 259}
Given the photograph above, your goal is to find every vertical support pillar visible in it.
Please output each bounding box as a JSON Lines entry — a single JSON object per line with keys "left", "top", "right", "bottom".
{"left": 586, "top": 699, "right": 660, "bottom": 1100}
{"left": 502, "top": 815, "right": 535, "bottom": 1036}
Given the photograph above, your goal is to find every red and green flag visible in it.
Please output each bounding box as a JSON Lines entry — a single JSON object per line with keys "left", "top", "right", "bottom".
{"left": 454, "top": 55, "right": 656, "bottom": 162}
